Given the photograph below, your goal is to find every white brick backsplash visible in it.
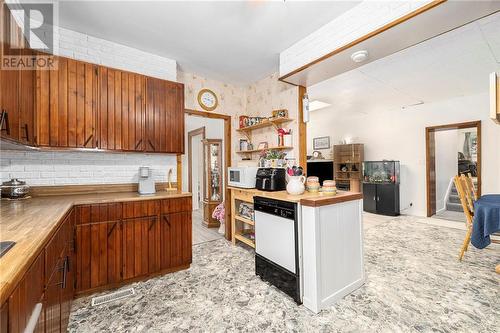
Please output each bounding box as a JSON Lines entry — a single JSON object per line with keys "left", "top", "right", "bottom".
{"left": 280, "top": 1, "right": 433, "bottom": 76}
{"left": 0, "top": 150, "right": 177, "bottom": 187}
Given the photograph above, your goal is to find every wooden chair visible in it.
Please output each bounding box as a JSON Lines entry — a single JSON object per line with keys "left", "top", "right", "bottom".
{"left": 454, "top": 175, "right": 474, "bottom": 261}
{"left": 461, "top": 174, "right": 476, "bottom": 213}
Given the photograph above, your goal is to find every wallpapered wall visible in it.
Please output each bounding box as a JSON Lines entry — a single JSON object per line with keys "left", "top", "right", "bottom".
{"left": 179, "top": 71, "right": 299, "bottom": 166}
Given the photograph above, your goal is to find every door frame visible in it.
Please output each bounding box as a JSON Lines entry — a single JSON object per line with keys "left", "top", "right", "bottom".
{"left": 187, "top": 127, "right": 206, "bottom": 194}
{"left": 185, "top": 109, "right": 232, "bottom": 241}
{"left": 425, "top": 120, "right": 481, "bottom": 217}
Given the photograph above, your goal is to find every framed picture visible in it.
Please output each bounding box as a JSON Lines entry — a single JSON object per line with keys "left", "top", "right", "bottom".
{"left": 313, "top": 136, "right": 330, "bottom": 150}
{"left": 257, "top": 142, "right": 268, "bottom": 150}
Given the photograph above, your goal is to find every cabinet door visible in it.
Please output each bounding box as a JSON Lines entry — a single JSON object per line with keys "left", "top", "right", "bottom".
{"left": 99, "top": 68, "right": 145, "bottom": 151}
{"left": 122, "top": 216, "right": 160, "bottom": 279}
{"left": 60, "top": 210, "right": 76, "bottom": 332}
{"left": 161, "top": 212, "right": 192, "bottom": 269}
{"left": 45, "top": 264, "right": 62, "bottom": 333}
{"left": 363, "top": 183, "right": 377, "bottom": 213}
{"left": 75, "top": 203, "right": 122, "bottom": 292}
{"left": 37, "top": 57, "right": 98, "bottom": 148}
{"left": 7, "top": 253, "right": 44, "bottom": 333}
{"left": 0, "top": 7, "right": 21, "bottom": 142}
{"left": 122, "top": 72, "right": 145, "bottom": 151}
{"left": 376, "top": 184, "right": 397, "bottom": 216}
{"left": 18, "top": 48, "right": 35, "bottom": 145}
{"left": 145, "top": 78, "right": 184, "bottom": 153}
{"left": 75, "top": 221, "right": 122, "bottom": 292}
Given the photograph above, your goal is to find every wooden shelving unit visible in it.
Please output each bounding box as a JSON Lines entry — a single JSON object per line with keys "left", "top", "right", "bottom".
{"left": 236, "top": 145, "right": 293, "bottom": 154}
{"left": 236, "top": 117, "right": 293, "bottom": 133}
{"left": 230, "top": 188, "right": 256, "bottom": 249}
{"left": 334, "top": 144, "right": 364, "bottom": 192}
{"left": 237, "top": 117, "right": 293, "bottom": 159}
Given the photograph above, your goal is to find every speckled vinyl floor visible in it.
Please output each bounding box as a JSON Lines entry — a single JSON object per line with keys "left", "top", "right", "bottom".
{"left": 69, "top": 216, "right": 499, "bottom": 332}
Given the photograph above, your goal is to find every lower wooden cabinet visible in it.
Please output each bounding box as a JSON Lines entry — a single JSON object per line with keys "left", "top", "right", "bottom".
{"left": 2, "top": 209, "right": 74, "bottom": 333}
{"left": 75, "top": 197, "right": 192, "bottom": 295}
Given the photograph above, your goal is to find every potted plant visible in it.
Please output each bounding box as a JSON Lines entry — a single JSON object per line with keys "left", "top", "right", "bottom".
{"left": 260, "top": 149, "right": 286, "bottom": 168}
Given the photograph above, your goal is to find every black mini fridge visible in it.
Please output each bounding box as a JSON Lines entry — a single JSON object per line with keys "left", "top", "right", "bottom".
{"left": 362, "top": 161, "right": 400, "bottom": 216}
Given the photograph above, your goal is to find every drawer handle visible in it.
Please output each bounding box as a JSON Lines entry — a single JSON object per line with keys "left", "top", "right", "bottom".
{"left": 107, "top": 222, "right": 118, "bottom": 237}
{"left": 84, "top": 133, "right": 93, "bottom": 147}
{"left": 148, "top": 217, "right": 157, "bottom": 231}
{"left": 163, "top": 215, "right": 170, "bottom": 227}
{"left": 21, "top": 123, "right": 29, "bottom": 141}
{"left": 134, "top": 138, "right": 143, "bottom": 150}
{"left": 148, "top": 139, "right": 155, "bottom": 151}
{"left": 23, "top": 303, "right": 43, "bottom": 333}
{"left": 0, "top": 110, "right": 10, "bottom": 135}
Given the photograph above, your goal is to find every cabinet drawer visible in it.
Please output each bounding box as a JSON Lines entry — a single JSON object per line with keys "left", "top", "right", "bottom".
{"left": 161, "top": 197, "right": 192, "bottom": 214}
{"left": 75, "top": 203, "right": 122, "bottom": 225}
{"left": 122, "top": 200, "right": 160, "bottom": 219}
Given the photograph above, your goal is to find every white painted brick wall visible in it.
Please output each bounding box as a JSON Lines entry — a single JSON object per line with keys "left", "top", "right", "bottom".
{"left": 52, "top": 26, "right": 177, "bottom": 81}
{"left": 0, "top": 150, "right": 177, "bottom": 186}
{"left": 9, "top": 7, "right": 177, "bottom": 81}
{"left": 279, "top": 1, "right": 433, "bottom": 77}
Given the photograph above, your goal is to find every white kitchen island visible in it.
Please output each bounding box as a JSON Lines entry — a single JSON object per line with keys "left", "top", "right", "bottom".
{"left": 300, "top": 194, "right": 365, "bottom": 313}
{"left": 229, "top": 187, "right": 365, "bottom": 314}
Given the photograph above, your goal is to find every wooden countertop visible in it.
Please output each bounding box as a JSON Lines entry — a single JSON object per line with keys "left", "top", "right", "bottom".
{"left": 228, "top": 187, "right": 362, "bottom": 207}
{"left": 0, "top": 190, "right": 191, "bottom": 305}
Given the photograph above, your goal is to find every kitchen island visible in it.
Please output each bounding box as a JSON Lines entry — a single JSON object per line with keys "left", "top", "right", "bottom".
{"left": 229, "top": 187, "right": 364, "bottom": 313}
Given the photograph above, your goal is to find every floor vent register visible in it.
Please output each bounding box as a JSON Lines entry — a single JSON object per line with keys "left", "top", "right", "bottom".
{"left": 91, "top": 288, "right": 135, "bottom": 307}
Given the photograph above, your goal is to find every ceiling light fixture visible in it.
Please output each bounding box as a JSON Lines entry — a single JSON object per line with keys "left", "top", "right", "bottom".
{"left": 309, "top": 100, "right": 331, "bottom": 112}
{"left": 351, "top": 50, "right": 369, "bottom": 63}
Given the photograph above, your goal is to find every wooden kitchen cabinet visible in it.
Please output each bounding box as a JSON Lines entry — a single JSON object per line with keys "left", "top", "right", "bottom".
{"left": 145, "top": 78, "right": 184, "bottom": 153}
{"left": 0, "top": 8, "right": 35, "bottom": 145}
{"left": 160, "top": 212, "right": 192, "bottom": 269}
{"left": 98, "top": 67, "right": 146, "bottom": 151}
{"left": 122, "top": 216, "right": 160, "bottom": 279}
{"left": 36, "top": 56, "right": 98, "bottom": 148}
{"left": 75, "top": 203, "right": 122, "bottom": 293}
{"left": 7, "top": 253, "right": 44, "bottom": 333}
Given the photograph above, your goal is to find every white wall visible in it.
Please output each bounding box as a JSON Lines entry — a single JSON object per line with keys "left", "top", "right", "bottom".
{"left": 307, "top": 92, "right": 500, "bottom": 217}
{"left": 279, "top": 1, "right": 432, "bottom": 76}
{"left": 0, "top": 150, "right": 176, "bottom": 186}
{"left": 435, "top": 130, "right": 457, "bottom": 212}
{"left": 181, "top": 115, "right": 225, "bottom": 200}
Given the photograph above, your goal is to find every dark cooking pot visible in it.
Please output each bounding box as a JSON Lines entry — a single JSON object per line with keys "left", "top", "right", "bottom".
{"left": 1, "top": 178, "right": 30, "bottom": 199}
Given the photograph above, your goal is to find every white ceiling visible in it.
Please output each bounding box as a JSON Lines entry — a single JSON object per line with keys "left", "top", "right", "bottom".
{"left": 57, "top": 0, "right": 360, "bottom": 85}
{"left": 308, "top": 12, "right": 500, "bottom": 117}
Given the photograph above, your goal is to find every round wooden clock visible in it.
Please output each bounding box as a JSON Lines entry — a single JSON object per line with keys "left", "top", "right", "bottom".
{"left": 197, "top": 88, "right": 218, "bottom": 111}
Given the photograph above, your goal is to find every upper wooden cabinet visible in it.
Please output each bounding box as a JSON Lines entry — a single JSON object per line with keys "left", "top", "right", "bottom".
{"left": 98, "top": 67, "right": 146, "bottom": 151}
{"left": 36, "top": 56, "right": 98, "bottom": 148}
{"left": 1, "top": 25, "right": 185, "bottom": 153}
{"left": 0, "top": 8, "right": 35, "bottom": 145}
{"left": 145, "top": 78, "right": 184, "bottom": 153}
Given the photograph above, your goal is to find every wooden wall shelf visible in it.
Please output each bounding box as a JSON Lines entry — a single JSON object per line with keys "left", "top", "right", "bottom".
{"left": 236, "top": 118, "right": 293, "bottom": 132}
{"left": 236, "top": 146, "right": 293, "bottom": 154}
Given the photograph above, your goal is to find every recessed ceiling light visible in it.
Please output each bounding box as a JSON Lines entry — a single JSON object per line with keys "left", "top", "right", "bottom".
{"left": 351, "top": 50, "right": 369, "bottom": 63}
{"left": 309, "top": 100, "right": 331, "bottom": 112}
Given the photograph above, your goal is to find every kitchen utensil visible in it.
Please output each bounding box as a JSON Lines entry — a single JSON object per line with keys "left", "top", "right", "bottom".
{"left": 1, "top": 178, "right": 30, "bottom": 199}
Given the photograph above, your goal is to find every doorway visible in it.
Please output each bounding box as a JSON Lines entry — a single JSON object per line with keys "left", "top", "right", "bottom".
{"left": 188, "top": 127, "right": 205, "bottom": 211}
{"left": 184, "top": 109, "right": 232, "bottom": 243}
{"left": 426, "top": 121, "right": 481, "bottom": 218}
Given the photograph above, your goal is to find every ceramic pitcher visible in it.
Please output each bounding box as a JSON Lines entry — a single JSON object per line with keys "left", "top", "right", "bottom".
{"left": 287, "top": 175, "right": 306, "bottom": 195}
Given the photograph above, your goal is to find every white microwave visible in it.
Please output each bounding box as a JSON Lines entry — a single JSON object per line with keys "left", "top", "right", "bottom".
{"left": 228, "top": 167, "right": 258, "bottom": 188}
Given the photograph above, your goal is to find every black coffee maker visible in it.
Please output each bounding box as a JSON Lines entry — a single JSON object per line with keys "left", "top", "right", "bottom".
{"left": 255, "top": 168, "right": 286, "bottom": 191}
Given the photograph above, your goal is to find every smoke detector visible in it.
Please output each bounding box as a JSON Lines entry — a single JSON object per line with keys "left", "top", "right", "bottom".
{"left": 351, "top": 50, "right": 369, "bottom": 63}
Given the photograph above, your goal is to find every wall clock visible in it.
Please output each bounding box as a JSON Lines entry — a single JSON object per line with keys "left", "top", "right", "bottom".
{"left": 197, "top": 88, "right": 218, "bottom": 111}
